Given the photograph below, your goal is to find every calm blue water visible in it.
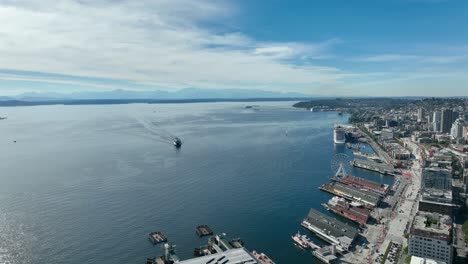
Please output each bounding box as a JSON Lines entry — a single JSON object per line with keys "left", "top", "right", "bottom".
{"left": 0, "top": 102, "right": 393, "bottom": 264}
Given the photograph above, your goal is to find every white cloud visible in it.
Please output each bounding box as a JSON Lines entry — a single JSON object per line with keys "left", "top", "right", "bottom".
{"left": 0, "top": 0, "right": 344, "bottom": 93}
{"left": 355, "top": 54, "right": 467, "bottom": 64}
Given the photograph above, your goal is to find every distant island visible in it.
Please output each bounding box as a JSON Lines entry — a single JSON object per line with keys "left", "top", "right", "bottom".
{"left": 0, "top": 88, "right": 315, "bottom": 107}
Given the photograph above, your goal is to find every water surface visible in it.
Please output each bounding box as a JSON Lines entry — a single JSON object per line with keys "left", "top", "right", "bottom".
{"left": 0, "top": 102, "right": 392, "bottom": 264}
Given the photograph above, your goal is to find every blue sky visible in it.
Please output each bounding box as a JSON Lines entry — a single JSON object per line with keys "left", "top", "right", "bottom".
{"left": 0, "top": 0, "right": 467, "bottom": 96}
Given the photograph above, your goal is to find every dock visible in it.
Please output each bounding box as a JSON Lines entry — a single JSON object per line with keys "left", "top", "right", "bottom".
{"left": 332, "top": 174, "right": 389, "bottom": 196}
{"left": 148, "top": 231, "right": 167, "bottom": 245}
{"left": 352, "top": 158, "right": 398, "bottom": 176}
{"left": 147, "top": 233, "right": 274, "bottom": 264}
{"left": 301, "top": 209, "right": 358, "bottom": 253}
{"left": 320, "top": 181, "right": 381, "bottom": 208}
{"left": 313, "top": 245, "right": 338, "bottom": 264}
{"left": 195, "top": 225, "right": 213, "bottom": 237}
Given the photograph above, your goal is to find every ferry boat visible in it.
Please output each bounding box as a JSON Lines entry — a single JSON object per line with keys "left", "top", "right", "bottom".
{"left": 333, "top": 124, "right": 346, "bottom": 144}
{"left": 173, "top": 137, "right": 182, "bottom": 148}
{"left": 291, "top": 231, "right": 318, "bottom": 249}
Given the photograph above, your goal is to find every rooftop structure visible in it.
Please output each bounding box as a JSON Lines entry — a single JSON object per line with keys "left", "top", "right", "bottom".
{"left": 419, "top": 189, "right": 453, "bottom": 215}
{"left": 320, "top": 181, "right": 381, "bottom": 207}
{"left": 411, "top": 211, "right": 452, "bottom": 242}
{"left": 409, "top": 211, "right": 453, "bottom": 263}
{"left": 302, "top": 208, "right": 358, "bottom": 252}
{"left": 332, "top": 174, "right": 388, "bottom": 196}
{"left": 178, "top": 248, "right": 262, "bottom": 264}
{"left": 313, "top": 245, "right": 338, "bottom": 264}
{"left": 410, "top": 256, "right": 446, "bottom": 264}
{"left": 147, "top": 234, "right": 275, "bottom": 264}
{"left": 421, "top": 168, "right": 452, "bottom": 191}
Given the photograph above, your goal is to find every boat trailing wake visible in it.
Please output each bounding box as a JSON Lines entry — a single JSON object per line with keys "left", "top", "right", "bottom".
{"left": 132, "top": 115, "right": 179, "bottom": 146}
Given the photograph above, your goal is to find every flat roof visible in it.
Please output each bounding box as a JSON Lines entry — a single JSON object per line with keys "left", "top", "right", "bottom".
{"left": 306, "top": 208, "right": 359, "bottom": 240}
{"left": 410, "top": 256, "right": 446, "bottom": 264}
{"left": 421, "top": 188, "right": 452, "bottom": 204}
{"left": 178, "top": 248, "right": 261, "bottom": 264}
{"left": 411, "top": 211, "right": 452, "bottom": 242}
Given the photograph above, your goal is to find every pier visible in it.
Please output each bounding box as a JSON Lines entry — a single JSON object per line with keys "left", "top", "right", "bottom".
{"left": 352, "top": 158, "right": 398, "bottom": 176}
{"left": 332, "top": 174, "right": 389, "bottom": 196}
{"left": 301, "top": 209, "right": 358, "bottom": 253}
{"left": 320, "top": 181, "right": 381, "bottom": 208}
{"left": 147, "top": 233, "right": 275, "bottom": 264}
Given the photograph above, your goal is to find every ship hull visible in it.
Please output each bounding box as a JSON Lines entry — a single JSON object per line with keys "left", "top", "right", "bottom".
{"left": 333, "top": 125, "right": 346, "bottom": 144}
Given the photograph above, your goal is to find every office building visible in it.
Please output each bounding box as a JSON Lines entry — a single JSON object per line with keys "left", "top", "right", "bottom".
{"left": 450, "top": 118, "right": 465, "bottom": 139}
{"left": 441, "top": 109, "right": 453, "bottom": 133}
{"left": 432, "top": 111, "right": 441, "bottom": 132}
{"left": 418, "top": 108, "right": 425, "bottom": 122}
{"left": 421, "top": 168, "right": 452, "bottom": 191}
{"left": 408, "top": 211, "right": 453, "bottom": 264}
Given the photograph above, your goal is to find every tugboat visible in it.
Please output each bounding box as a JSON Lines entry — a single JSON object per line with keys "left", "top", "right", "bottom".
{"left": 173, "top": 137, "right": 182, "bottom": 148}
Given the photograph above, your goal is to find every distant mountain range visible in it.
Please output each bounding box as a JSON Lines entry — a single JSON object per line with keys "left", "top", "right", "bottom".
{"left": 0, "top": 88, "right": 312, "bottom": 101}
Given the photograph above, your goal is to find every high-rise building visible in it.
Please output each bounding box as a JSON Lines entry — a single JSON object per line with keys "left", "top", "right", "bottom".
{"left": 432, "top": 111, "right": 441, "bottom": 132}
{"left": 452, "top": 111, "right": 459, "bottom": 123}
{"left": 450, "top": 118, "right": 465, "bottom": 139}
{"left": 408, "top": 211, "right": 453, "bottom": 264}
{"left": 418, "top": 108, "right": 425, "bottom": 122}
{"left": 464, "top": 126, "right": 468, "bottom": 143}
{"left": 421, "top": 168, "right": 452, "bottom": 191}
{"left": 441, "top": 109, "right": 453, "bottom": 133}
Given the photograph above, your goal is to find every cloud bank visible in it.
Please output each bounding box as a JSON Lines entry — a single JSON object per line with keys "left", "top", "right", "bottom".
{"left": 0, "top": 0, "right": 345, "bottom": 93}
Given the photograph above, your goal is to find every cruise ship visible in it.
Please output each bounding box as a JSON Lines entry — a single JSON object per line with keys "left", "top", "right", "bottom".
{"left": 333, "top": 124, "right": 346, "bottom": 144}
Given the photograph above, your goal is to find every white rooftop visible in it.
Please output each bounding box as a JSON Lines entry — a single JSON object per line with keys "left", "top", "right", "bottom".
{"left": 410, "top": 256, "right": 446, "bottom": 264}
{"left": 178, "top": 248, "right": 261, "bottom": 264}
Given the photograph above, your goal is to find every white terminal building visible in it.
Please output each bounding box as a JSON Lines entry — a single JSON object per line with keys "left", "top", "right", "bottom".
{"left": 408, "top": 211, "right": 453, "bottom": 264}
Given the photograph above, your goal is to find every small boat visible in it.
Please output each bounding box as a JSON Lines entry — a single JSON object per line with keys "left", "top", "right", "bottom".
{"left": 148, "top": 231, "right": 167, "bottom": 244}
{"left": 195, "top": 225, "right": 213, "bottom": 237}
{"left": 173, "top": 137, "right": 182, "bottom": 148}
{"left": 291, "top": 231, "right": 312, "bottom": 249}
{"left": 229, "top": 238, "right": 244, "bottom": 248}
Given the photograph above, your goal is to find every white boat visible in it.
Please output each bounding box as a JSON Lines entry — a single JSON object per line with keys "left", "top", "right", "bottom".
{"left": 333, "top": 124, "right": 346, "bottom": 144}
{"left": 292, "top": 231, "right": 310, "bottom": 249}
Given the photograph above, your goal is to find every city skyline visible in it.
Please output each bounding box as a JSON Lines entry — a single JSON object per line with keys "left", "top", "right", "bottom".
{"left": 1, "top": 0, "right": 468, "bottom": 97}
